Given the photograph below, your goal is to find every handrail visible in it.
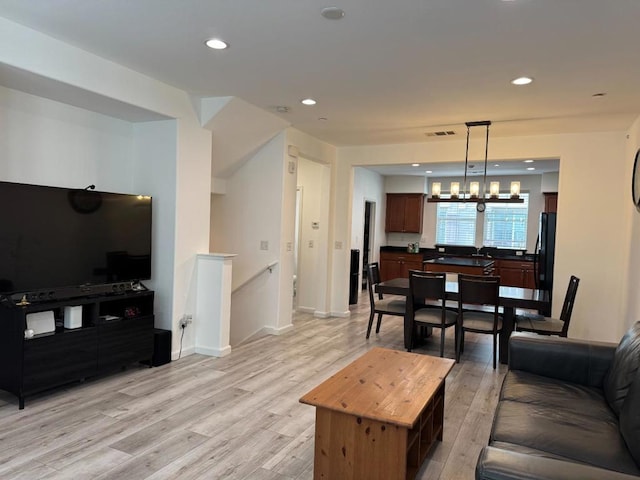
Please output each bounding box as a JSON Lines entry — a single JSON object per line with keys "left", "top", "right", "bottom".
{"left": 232, "top": 261, "right": 278, "bottom": 294}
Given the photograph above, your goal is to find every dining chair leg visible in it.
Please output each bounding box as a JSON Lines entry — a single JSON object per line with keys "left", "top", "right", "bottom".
{"left": 492, "top": 333, "right": 497, "bottom": 370}
{"left": 366, "top": 311, "right": 375, "bottom": 339}
{"left": 454, "top": 325, "right": 460, "bottom": 360}
{"left": 440, "top": 328, "right": 445, "bottom": 357}
{"left": 407, "top": 321, "right": 414, "bottom": 352}
{"left": 456, "top": 327, "right": 463, "bottom": 363}
{"left": 375, "top": 313, "right": 383, "bottom": 334}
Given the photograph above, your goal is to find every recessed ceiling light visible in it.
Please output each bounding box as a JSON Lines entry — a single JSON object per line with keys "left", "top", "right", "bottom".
{"left": 321, "top": 7, "right": 345, "bottom": 20}
{"left": 205, "top": 38, "right": 228, "bottom": 50}
{"left": 425, "top": 170, "right": 433, "bottom": 174}
{"left": 524, "top": 159, "right": 534, "bottom": 163}
{"left": 412, "top": 163, "right": 420, "bottom": 167}
{"left": 494, "top": 164, "right": 500, "bottom": 167}
{"left": 527, "top": 167, "right": 535, "bottom": 171}
{"left": 301, "top": 98, "right": 317, "bottom": 106}
{"left": 511, "top": 76, "right": 533, "bottom": 86}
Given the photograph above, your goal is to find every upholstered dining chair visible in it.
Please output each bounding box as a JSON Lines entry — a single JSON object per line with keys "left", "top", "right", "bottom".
{"left": 515, "top": 275, "right": 580, "bottom": 337}
{"left": 407, "top": 270, "right": 458, "bottom": 357}
{"left": 365, "top": 262, "right": 405, "bottom": 339}
{"left": 457, "top": 274, "right": 502, "bottom": 369}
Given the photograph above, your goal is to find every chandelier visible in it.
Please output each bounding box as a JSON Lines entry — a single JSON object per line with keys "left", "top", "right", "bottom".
{"left": 427, "top": 120, "right": 523, "bottom": 211}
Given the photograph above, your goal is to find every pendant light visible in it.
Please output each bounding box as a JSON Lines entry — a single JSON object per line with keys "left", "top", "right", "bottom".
{"left": 428, "top": 120, "right": 524, "bottom": 206}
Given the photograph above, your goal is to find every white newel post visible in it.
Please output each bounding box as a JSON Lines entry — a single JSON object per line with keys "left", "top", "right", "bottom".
{"left": 194, "top": 253, "right": 236, "bottom": 357}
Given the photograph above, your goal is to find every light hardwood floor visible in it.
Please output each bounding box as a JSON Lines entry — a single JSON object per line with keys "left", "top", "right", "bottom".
{"left": 0, "top": 292, "right": 506, "bottom": 479}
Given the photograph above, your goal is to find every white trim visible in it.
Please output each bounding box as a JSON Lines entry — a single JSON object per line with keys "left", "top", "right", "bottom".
{"left": 172, "top": 346, "right": 195, "bottom": 360}
{"left": 330, "top": 310, "right": 351, "bottom": 318}
{"left": 195, "top": 345, "right": 232, "bottom": 357}
{"left": 313, "top": 311, "right": 330, "bottom": 318}
{"left": 296, "top": 306, "right": 315, "bottom": 314}
{"left": 263, "top": 324, "right": 294, "bottom": 335}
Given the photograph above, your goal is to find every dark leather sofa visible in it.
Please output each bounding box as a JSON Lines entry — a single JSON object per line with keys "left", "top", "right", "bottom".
{"left": 476, "top": 323, "right": 640, "bottom": 479}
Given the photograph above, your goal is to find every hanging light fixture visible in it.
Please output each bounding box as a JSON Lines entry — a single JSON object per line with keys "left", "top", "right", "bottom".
{"left": 428, "top": 120, "right": 524, "bottom": 208}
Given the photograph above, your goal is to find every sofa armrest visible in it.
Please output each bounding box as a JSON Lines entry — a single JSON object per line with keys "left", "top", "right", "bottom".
{"left": 476, "top": 446, "right": 640, "bottom": 480}
{"left": 508, "top": 333, "right": 616, "bottom": 387}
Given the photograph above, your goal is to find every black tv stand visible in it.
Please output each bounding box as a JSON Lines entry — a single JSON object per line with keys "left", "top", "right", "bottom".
{"left": 0, "top": 289, "right": 154, "bottom": 409}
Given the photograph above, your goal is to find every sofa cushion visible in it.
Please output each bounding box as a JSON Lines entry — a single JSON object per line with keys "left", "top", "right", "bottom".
{"left": 620, "top": 367, "right": 640, "bottom": 467}
{"left": 490, "top": 399, "right": 640, "bottom": 475}
{"left": 500, "top": 370, "right": 612, "bottom": 419}
{"left": 604, "top": 322, "right": 640, "bottom": 416}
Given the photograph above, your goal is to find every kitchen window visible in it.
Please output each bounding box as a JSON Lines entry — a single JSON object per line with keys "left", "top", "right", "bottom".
{"left": 435, "top": 200, "right": 477, "bottom": 246}
{"left": 483, "top": 193, "right": 529, "bottom": 249}
{"left": 435, "top": 193, "right": 529, "bottom": 248}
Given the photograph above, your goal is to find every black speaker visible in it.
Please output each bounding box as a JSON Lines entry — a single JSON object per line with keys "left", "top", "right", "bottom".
{"left": 151, "top": 328, "right": 172, "bottom": 366}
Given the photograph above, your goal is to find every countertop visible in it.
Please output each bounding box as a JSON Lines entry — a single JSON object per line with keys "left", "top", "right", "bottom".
{"left": 380, "top": 245, "right": 535, "bottom": 262}
{"left": 423, "top": 257, "right": 495, "bottom": 268}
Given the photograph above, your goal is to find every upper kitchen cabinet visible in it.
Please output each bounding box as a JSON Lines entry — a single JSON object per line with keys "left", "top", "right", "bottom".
{"left": 544, "top": 193, "right": 558, "bottom": 213}
{"left": 385, "top": 193, "right": 424, "bottom": 233}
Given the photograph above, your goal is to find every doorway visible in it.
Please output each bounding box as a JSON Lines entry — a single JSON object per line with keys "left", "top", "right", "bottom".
{"left": 294, "top": 187, "right": 302, "bottom": 308}
{"left": 362, "top": 201, "right": 375, "bottom": 290}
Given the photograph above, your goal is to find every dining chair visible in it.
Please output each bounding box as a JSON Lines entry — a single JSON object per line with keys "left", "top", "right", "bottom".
{"left": 365, "top": 262, "right": 405, "bottom": 339}
{"left": 407, "top": 270, "right": 458, "bottom": 357}
{"left": 515, "top": 275, "right": 580, "bottom": 337}
{"left": 457, "top": 274, "right": 502, "bottom": 369}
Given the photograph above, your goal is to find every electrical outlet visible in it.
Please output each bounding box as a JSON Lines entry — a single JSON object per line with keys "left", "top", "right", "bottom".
{"left": 260, "top": 240, "right": 269, "bottom": 251}
{"left": 335, "top": 241, "right": 343, "bottom": 249}
{"left": 308, "top": 240, "right": 314, "bottom": 248}
{"left": 179, "top": 314, "right": 193, "bottom": 328}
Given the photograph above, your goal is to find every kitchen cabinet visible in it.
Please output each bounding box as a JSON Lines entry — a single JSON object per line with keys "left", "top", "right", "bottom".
{"left": 380, "top": 252, "right": 424, "bottom": 281}
{"left": 544, "top": 193, "right": 558, "bottom": 213}
{"left": 385, "top": 194, "right": 424, "bottom": 233}
{"left": 495, "top": 259, "right": 535, "bottom": 289}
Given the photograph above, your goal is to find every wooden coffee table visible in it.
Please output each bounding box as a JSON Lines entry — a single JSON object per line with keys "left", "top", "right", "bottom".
{"left": 300, "top": 347, "right": 455, "bottom": 480}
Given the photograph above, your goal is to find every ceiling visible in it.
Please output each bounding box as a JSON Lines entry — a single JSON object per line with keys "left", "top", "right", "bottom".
{"left": 366, "top": 158, "right": 559, "bottom": 177}
{"left": 1, "top": 0, "right": 639, "bottom": 146}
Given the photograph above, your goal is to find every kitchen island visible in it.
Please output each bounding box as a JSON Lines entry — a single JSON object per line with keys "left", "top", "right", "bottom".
{"left": 423, "top": 257, "right": 495, "bottom": 276}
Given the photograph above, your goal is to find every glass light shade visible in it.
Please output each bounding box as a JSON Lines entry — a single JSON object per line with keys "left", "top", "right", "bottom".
{"left": 431, "top": 182, "right": 441, "bottom": 198}
{"left": 510, "top": 181, "right": 521, "bottom": 198}
{"left": 470, "top": 181, "right": 480, "bottom": 198}
{"left": 450, "top": 182, "right": 460, "bottom": 199}
{"left": 490, "top": 181, "right": 500, "bottom": 198}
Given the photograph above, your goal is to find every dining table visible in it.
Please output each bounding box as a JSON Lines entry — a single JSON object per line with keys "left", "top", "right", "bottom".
{"left": 375, "top": 277, "right": 550, "bottom": 364}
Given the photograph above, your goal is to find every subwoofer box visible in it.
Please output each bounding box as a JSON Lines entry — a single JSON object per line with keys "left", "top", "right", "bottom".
{"left": 151, "top": 328, "right": 172, "bottom": 366}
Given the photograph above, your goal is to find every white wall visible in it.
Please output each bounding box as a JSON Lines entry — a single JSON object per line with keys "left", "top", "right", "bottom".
{"left": 0, "top": 86, "right": 134, "bottom": 190}
{"left": 385, "top": 175, "right": 427, "bottom": 193}
{"left": 132, "top": 120, "right": 177, "bottom": 335}
{"left": 211, "top": 133, "right": 286, "bottom": 345}
{"left": 624, "top": 115, "right": 640, "bottom": 335}
{"left": 334, "top": 131, "right": 631, "bottom": 342}
{"left": 352, "top": 167, "right": 386, "bottom": 290}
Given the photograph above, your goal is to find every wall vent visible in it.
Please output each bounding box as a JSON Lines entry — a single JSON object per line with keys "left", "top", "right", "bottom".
{"left": 425, "top": 130, "right": 456, "bottom": 137}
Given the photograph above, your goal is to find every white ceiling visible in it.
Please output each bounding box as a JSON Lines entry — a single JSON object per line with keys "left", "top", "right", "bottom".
{"left": 1, "top": 0, "right": 639, "bottom": 146}
{"left": 366, "top": 158, "right": 560, "bottom": 177}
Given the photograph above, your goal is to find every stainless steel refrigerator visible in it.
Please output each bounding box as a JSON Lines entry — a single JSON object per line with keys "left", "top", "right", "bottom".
{"left": 534, "top": 212, "right": 557, "bottom": 311}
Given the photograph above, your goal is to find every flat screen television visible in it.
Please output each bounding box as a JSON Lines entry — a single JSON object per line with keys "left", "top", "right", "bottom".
{"left": 0, "top": 181, "right": 152, "bottom": 296}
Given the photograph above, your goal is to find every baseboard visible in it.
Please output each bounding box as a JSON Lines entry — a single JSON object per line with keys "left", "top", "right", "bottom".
{"left": 172, "top": 345, "right": 195, "bottom": 360}
{"left": 330, "top": 310, "right": 351, "bottom": 318}
{"left": 194, "top": 345, "right": 232, "bottom": 357}
{"left": 313, "top": 311, "right": 330, "bottom": 318}
{"left": 295, "top": 306, "right": 315, "bottom": 314}
{"left": 263, "top": 324, "right": 294, "bottom": 335}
